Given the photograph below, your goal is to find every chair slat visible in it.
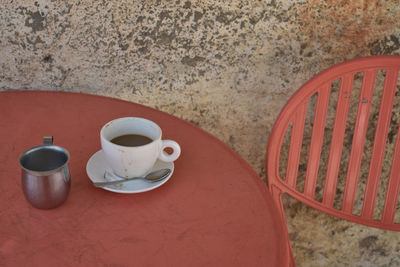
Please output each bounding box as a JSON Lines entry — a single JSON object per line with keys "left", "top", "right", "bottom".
{"left": 323, "top": 74, "right": 354, "bottom": 206}
{"left": 342, "top": 70, "right": 377, "bottom": 214}
{"left": 362, "top": 70, "right": 399, "bottom": 219}
{"left": 382, "top": 122, "right": 400, "bottom": 224}
{"left": 286, "top": 102, "right": 307, "bottom": 188}
{"left": 304, "top": 85, "right": 331, "bottom": 198}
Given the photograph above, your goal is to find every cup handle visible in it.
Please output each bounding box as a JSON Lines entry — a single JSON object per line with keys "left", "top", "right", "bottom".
{"left": 158, "top": 140, "right": 181, "bottom": 162}
{"left": 43, "top": 136, "right": 53, "bottom": 145}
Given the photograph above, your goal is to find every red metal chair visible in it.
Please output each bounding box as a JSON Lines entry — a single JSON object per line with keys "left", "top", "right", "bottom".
{"left": 266, "top": 56, "right": 400, "bottom": 266}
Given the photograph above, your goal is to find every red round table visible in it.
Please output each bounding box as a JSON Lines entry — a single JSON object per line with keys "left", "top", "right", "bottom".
{"left": 0, "top": 91, "right": 287, "bottom": 266}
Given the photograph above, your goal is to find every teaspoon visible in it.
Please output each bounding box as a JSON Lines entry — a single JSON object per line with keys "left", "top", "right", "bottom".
{"left": 93, "top": 168, "right": 171, "bottom": 187}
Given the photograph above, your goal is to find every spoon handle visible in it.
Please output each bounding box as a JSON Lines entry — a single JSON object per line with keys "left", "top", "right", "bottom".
{"left": 93, "top": 168, "right": 171, "bottom": 187}
{"left": 93, "top": 176, "right": 141, "bottom": 187}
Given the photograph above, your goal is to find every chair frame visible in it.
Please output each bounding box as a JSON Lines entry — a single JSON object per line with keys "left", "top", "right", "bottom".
{"left": 266, "top": 56, "right": 400, "bottom": 265}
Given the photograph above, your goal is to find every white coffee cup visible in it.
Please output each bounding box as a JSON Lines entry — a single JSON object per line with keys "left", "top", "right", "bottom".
{"left": 100, "top": 117, "right": 181, "bottom": 178}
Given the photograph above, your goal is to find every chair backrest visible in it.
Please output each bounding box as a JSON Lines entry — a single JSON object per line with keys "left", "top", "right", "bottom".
{"left": 267, "top": 55, "right": 400, "bottom": 232}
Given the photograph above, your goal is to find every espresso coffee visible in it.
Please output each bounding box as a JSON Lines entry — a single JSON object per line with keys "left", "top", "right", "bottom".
{"left": 110, "top": 134, "right": 153, "bottom": 147}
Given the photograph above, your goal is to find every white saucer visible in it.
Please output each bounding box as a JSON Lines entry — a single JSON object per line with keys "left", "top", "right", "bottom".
{"left": 86, "top": 150, "right": 174, "bottom": 194}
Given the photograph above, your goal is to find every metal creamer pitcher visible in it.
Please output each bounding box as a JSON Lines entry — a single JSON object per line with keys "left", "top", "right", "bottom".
{"left": 18, "top": 136, "right": 70, "bottom": 209}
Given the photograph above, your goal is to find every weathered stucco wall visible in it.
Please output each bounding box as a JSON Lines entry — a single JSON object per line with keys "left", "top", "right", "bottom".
{"left": 1, "top": 0, "right": 400, "bottom": 265}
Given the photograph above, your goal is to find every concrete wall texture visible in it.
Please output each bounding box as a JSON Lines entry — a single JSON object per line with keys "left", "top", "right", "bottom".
{"left": 1, "top": 0, "right": 400, "bottom": 265}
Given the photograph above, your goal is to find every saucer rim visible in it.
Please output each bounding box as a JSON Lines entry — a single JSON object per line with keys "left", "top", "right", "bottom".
{"left": 86, "top": 150, "right": 174, "bottom": 194}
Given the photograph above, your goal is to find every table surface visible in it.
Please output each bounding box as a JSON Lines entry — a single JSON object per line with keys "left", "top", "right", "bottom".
{"left": 0, "top": 91, "right": 286, "bottom": 266}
